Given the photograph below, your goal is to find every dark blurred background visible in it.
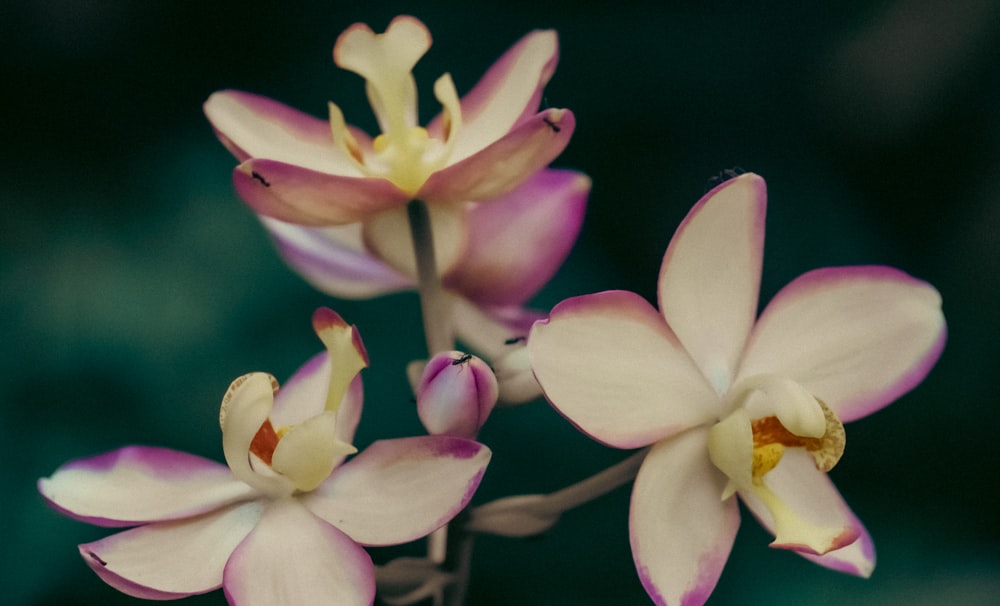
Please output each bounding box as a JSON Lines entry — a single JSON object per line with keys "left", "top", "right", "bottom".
{"left": 3, "top": 0, "right": 998, "bottom": 604}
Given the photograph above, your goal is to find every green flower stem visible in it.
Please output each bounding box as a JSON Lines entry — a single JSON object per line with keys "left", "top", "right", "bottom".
{"left": 406, "top": 199, "right": 454, "bottom": 356}
{"left": 406, "top": 199, "right": 457, "bottom": 606}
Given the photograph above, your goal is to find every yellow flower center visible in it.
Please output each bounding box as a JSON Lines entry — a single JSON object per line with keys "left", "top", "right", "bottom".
{"left": 707, "top": 376, "right": 850, "bottom": 554}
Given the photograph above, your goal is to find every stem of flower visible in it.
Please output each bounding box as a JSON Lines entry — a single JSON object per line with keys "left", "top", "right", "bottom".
{"left": 406, "top": 199, "right": 458, "bottom": 605}
{"left": 464, "top": 448, "right": 650, "bottom": 537}
{"left": 406, "top": 199, "right": 453, "bottom": 356}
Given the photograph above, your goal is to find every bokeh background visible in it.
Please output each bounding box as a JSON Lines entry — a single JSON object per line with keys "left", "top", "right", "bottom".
{"left": 3, "top": 0, "right": 998, "bottom": 604}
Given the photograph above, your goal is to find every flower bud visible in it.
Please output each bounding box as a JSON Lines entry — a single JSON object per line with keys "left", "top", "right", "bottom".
{"left": 417, "top": 351, "right": 498, "bottom": 438}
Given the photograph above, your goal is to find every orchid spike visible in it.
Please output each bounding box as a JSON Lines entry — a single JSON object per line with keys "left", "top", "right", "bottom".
{"left": 39, "top": 308, "right": 490, "bottom": 605}
{"left": 204, "top": 15, "right": 574, "bottom": 227}
{"left": 528, "top": 173, "right": 946, "bottom": 605}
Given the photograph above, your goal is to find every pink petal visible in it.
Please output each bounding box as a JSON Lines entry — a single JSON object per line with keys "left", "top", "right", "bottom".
{"left": 800, "top": 521, "right": 876, "bottom": 578}
{"left": 528, "top": 291, "right": 720, "bottom": 449}
{"left": 80, "top": 501, "right": 261, "bottom": 600}
{"left": 261, "top": 218, "right": 411, "bottom": 299}
{"left": 223, "top": 499, "right": 374, "bottom": 606}
{"left": 418, "top": 108, "right": 576, "bottom": 205}
{"left": 740, "top": 449, "right": 866, "bottom": 557}
{"left": 39, "top": 446, "right": 257, "bottom": 527}
{"left": 443, "top": 169, "right": 590, "bottom": 306}
{"left": 630, "top": 429, "right": 741, "bottom": 606}
{"left": 232, "top": 160, "right": 409, "bottom": 226}
{"left": 737, "top": 265, "right": 946, "bottom": 422}
{"left": 302, "top": 436, "right": 490, "bottom": 546}
{"left": 658, "top": 173, "right": 767, "bottom": 394}
{"left": 429, "top": 30, "right": 560, "bottom": 163}
{"left": 204, "top": 90, "right": 362, "bottom": 176}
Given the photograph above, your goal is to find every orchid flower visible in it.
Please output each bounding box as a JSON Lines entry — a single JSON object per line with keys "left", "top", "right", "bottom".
{"left": 39, "top": 308, "right": 491, "bottom": 605}
{"left": 203, "top": 15, "right": 574, "bottom": 228}
{"left": 527, "top": 173, "right": 946, "bottom": 605}
{"left": 260, "top": 168, "right": 589, "bottom": 396}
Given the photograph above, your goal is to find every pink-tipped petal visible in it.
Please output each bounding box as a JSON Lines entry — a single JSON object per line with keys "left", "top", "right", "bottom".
{"left": 800, "top": 520, "right": 876, "bottom": 578}
{"left": 740, "top": 449, "right": 865, "bottom": 556}
{"left": 80, "top": 501, "right": 262, "bottom": 600}
{"left": 658, "top": 173, "right": 767, "bottom": 394}
{"left": 419, "top": 109, "right": 575, "bottom": 205}
{"left": 204, "top": 90, "right": 361, "bottom": 175}
{"left": 737, "top": 266, "right": 946, "bottom": 422}
{"left": 528, "top": 291, "right": 720, "bottom": 449}
{"left": 233, "top": 160, "right": 408, "bottom": 226}
{"left": 443, "top": 169, "right": 590, "bottom": 306}
{"left": 303, "top": 436, "right": 490, "bottom": 546}
{"left": 430, "top": 30, "right": 560, "bottom": 162}
{"left": 223, "top": 499, "right": 374, "bottom": 606}
{"left": 39, "top": 446, "right": 257, "bottom": 527}
{"left": 630, "top": 429, "right": 740, "bottom": 606}
{"left": 261, "top": 218, "right": 411, "bottom": 299}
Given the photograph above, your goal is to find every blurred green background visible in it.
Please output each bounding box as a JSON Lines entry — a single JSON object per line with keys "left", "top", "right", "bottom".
{"left": 3, "top": 0, "right": 998, "bottom": 604}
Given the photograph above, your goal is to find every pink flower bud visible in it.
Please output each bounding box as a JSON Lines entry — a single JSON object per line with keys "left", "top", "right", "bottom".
{"left": 417, "top": 351, "right": 498, "bottom": 438}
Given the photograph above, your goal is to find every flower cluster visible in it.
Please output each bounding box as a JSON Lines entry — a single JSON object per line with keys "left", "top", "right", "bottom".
{"left": 41, "top": 14, "right": 945, "bottom": 606}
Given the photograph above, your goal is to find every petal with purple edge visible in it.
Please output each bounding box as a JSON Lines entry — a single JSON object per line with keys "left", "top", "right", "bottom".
{"left": 204, "top": 90, "right": 361, "bottom": 175}
{"left": 658, "top": 173, "right": 766, "bottom": 395}
{"left": 800, "top": 520, "right": 876, "bottom": 578}
{"left": 739, "top": 448, "right": 864, "bottom": 556}
{"left": 39, "top": 446, "right": 257, "bottom": 527}
{"left": 431, "top": 30, "right": 559, "bottom": 162}
{"left": 443, "top": 169, "right": 590, "bottom": 306}
{"left": 418, "top": 109, "right": 575, "bottom": 205}
{"left": 737, "top": 265, "right": 946, "bottom": 423}
{"left": 528, "top": 291, "right": 720, "bottom": 449}
{"left": 233, "top": 160, "right": 409, "bottom": 226}
{"left": 630, "top": 429, "right": 740, "bottom": 606}
{"left": 302, "top": 436, "right": 490, "bottom": 546}
{"left": 261, "top": 218, "right": 411, "bottom": 299}
{"left": 80, "top": 501, "right": 261, "bottom": 600}
{"left": 224, "top": 499, "right": 374, "bottom": 606}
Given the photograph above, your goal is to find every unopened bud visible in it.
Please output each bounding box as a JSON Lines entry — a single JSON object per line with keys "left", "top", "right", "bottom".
{"left": 417, "top": 351, "right": 498, "bottom": 438}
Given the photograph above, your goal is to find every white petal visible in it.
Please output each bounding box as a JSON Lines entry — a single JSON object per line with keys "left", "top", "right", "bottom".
{"left": 630, "top": 429, "right": 740, "bottom": 606}
{"left": 224, "top": 499, "right": 374, "bottom": 606}
{"left": 737, "top": 266, "right": 946, "bottom": 422}
{"left": 658, "top": 173, "right": 767, "bottom": 394}
{"left": 39, "top": 446, "right": 256, "bottom": 527}
{"left": 444, "top": 30, "right": 559, "bottom": 163}
{"left": 303, "top": 436, "right": 490, "bottom": 546}
{"left": 80, "top": 501, "right": 261, "bottom": 600}
{"left": 204, "top": 90, "right": 361, "bottom": 176}
{"left": 528, "top": 290, "right": 719, "bottom": 449}
{"left": 739, "top": 449, "right": 864, "bottom": 555}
